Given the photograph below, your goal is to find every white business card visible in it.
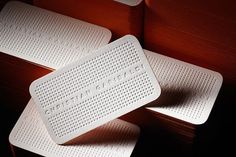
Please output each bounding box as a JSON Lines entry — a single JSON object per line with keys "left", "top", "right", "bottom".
{"left": 30, "top": 35, "right": 161, "bottom": 144}
{"left": 9, "top": 99, "right": 140, "bottom": 157}
{"left": 144, "top": 49, "right": 223, "bottom": 124}
{"left": 0, "top": 1, "right": 111, "bottom": 69}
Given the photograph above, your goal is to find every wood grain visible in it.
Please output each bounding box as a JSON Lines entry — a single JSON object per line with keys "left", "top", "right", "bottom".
{"left": 144, "top": 0, "right": 236, "bottom": 84}
{"left": 33, "top": 0, "right": 144, "bottom": 41}
{"left": 0, "top": 52, "right": 52, "bottom": 98}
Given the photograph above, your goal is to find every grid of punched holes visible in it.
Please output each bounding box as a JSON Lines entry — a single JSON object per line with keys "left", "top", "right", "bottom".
{"left": 33, "top": 40, "right": 155, "bottom": 137}
{"left": 13, "top": 102, "right": 138, "bottom": 157}
{"left": 34, "top": 41, "right": 139, "bottom": 109}
{"left": 146, "top": 52, "right": 219, "bottom": 120}
{"left": 49, "top": 72, "right": 153, "bottom": 137}
{"left": 0, "top": 1, "right": 109, "bottom": 68}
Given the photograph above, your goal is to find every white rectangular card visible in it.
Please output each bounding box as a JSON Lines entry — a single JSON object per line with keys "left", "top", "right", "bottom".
{"left": 0, "top": 1, "right": 111, "bottom": 69}
{"left": 9, "top": 99, "right": 140, "bottom": 157}
{"left": 29, "top": 35, "right": 161, "bottom": 144}
{"left": 144, "top": 49, "right": 223, "bottom": 124}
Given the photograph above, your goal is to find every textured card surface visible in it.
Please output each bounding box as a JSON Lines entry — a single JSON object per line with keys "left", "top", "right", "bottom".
{"left": 114, "top": 0, "right": 143, "bottom": 6}
{"left": 9, "top": 99, "right": 140, "bottom": 157}
{"left": 145, "top": 49, "right": 223, "bottom": 124}
{"left": 30, "top": 35, "right": 161, "bottom": 144}
{"left": 0, "top": 1, "right": 111, "bottom": 69}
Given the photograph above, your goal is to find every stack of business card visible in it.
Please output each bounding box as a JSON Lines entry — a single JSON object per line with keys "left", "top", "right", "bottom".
{"left": 9, "top": 34, "right": 161, "bottom": 156}
{"left": 9, "top": 99, "right": 140, "bottom": 157}
{"left": 29, "top": 35, "right": 161, "bottom": 144}
{"left": 0, "top": 1, "right": 111, "bottom": 69}
{"left": 1, "top": 2, "right": 156, "bottom": 156}
{"left": 1, "top": 1, "right": 223, "bottom": 156}
{"left": 34, "top": 0, "right": 144, "bottom": 40}
{"left": 144, "top": 49, "right": 223, "bottom": 142}
{"left": 120, "top": 49, "right": 223, "bottom": 143}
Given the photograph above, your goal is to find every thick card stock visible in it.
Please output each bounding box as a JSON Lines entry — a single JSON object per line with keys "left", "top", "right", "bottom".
{"left": 0, "top": 1, "right": 111, "bottom": 69}
{"left": 145, "top": 49, "right": 223, "bottom": 124}
{"left": 9, "top": 99, "right": 140, "bottom": 157}
{"left": 30, "top": 35, "right": 161, "bottom": 144}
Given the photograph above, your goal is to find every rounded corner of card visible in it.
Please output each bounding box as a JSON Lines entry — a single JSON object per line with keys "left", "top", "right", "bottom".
{"left": 124, "top": 34, "right": 138, "bottom": 42}
{"left": 49, "top": 131, "right": 66, "bottom": 145}
{"left": 215, "top": 72, "right": 223, "bottom": 84}
{"left": 156, "top": 87, "right": 162, "bottom": 99}
{"left": 29, "top": 81, "right": 36, "bottom": 97}
{"left": 9, "top": 130, "right": 16, "bottom": 146}
{"left": 134, "top": 124, "right": 141, "bottom": 134}
{"left": 193, "top": 117, "right": 208, "bottom": 125}
{"left": 104, "top": 29, "right": 112, "bottom": 41}
{"left": 152, "top": 81, "right": 161, "bottom": 100}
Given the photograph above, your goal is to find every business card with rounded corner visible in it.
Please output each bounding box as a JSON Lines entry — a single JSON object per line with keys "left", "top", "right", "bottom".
{"left": 0, "top": 1, "right": 111, "bottom": 69}
{"left": 144, "top": 49, "right": 223, "bottom": 125}
{"left": 9, "top": 99, "right": 140, "bottom": 157}
{"left": 30, "top": 35, "right": 161, "bottom": 144}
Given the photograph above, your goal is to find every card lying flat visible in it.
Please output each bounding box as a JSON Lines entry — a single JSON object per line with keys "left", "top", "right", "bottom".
{"left": 30, "top": 35, "right": 161, "bottom": 144}
{"left": 9, "top": 99, "right": 140, "bottom": 157}
{"left": 0, "top": 1, "right": 111, "bottom": 69}
{"left": 144, "top": 49, "right": 223, "bottom": 124}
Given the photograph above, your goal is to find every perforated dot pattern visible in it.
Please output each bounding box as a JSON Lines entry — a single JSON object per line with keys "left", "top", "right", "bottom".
{"left": 30, "top": 35, "right": 161, "bottom": 143}
{"left": 0, "top": 1, "right": 111, "bottom": 69}
{"left": 35, "top": 41, "right": 140, "bottom": 109}
{"left": 48, "top": 72, "right": 153, "bottom": 138}
{"left": 145, "top": 50, "right": 223, "bottom": 124}
{"left": 9, "top": 99, "right": 140, "bottom": 157}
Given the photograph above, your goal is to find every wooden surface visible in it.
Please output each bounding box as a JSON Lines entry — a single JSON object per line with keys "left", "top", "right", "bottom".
{"left": 33, "top": 0, "right": 144, "bottom": 41}
{"left": 0, "top": 53, "right": 52, "bottom": 98}
{"left": 144, "top": 0, "right": 236, "bottom": 84}
{"left": 0, "top": 52, "right": 52, "bottom": 157}
{"left": 1, "top": 53, "right": 235, "bottom": 157}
